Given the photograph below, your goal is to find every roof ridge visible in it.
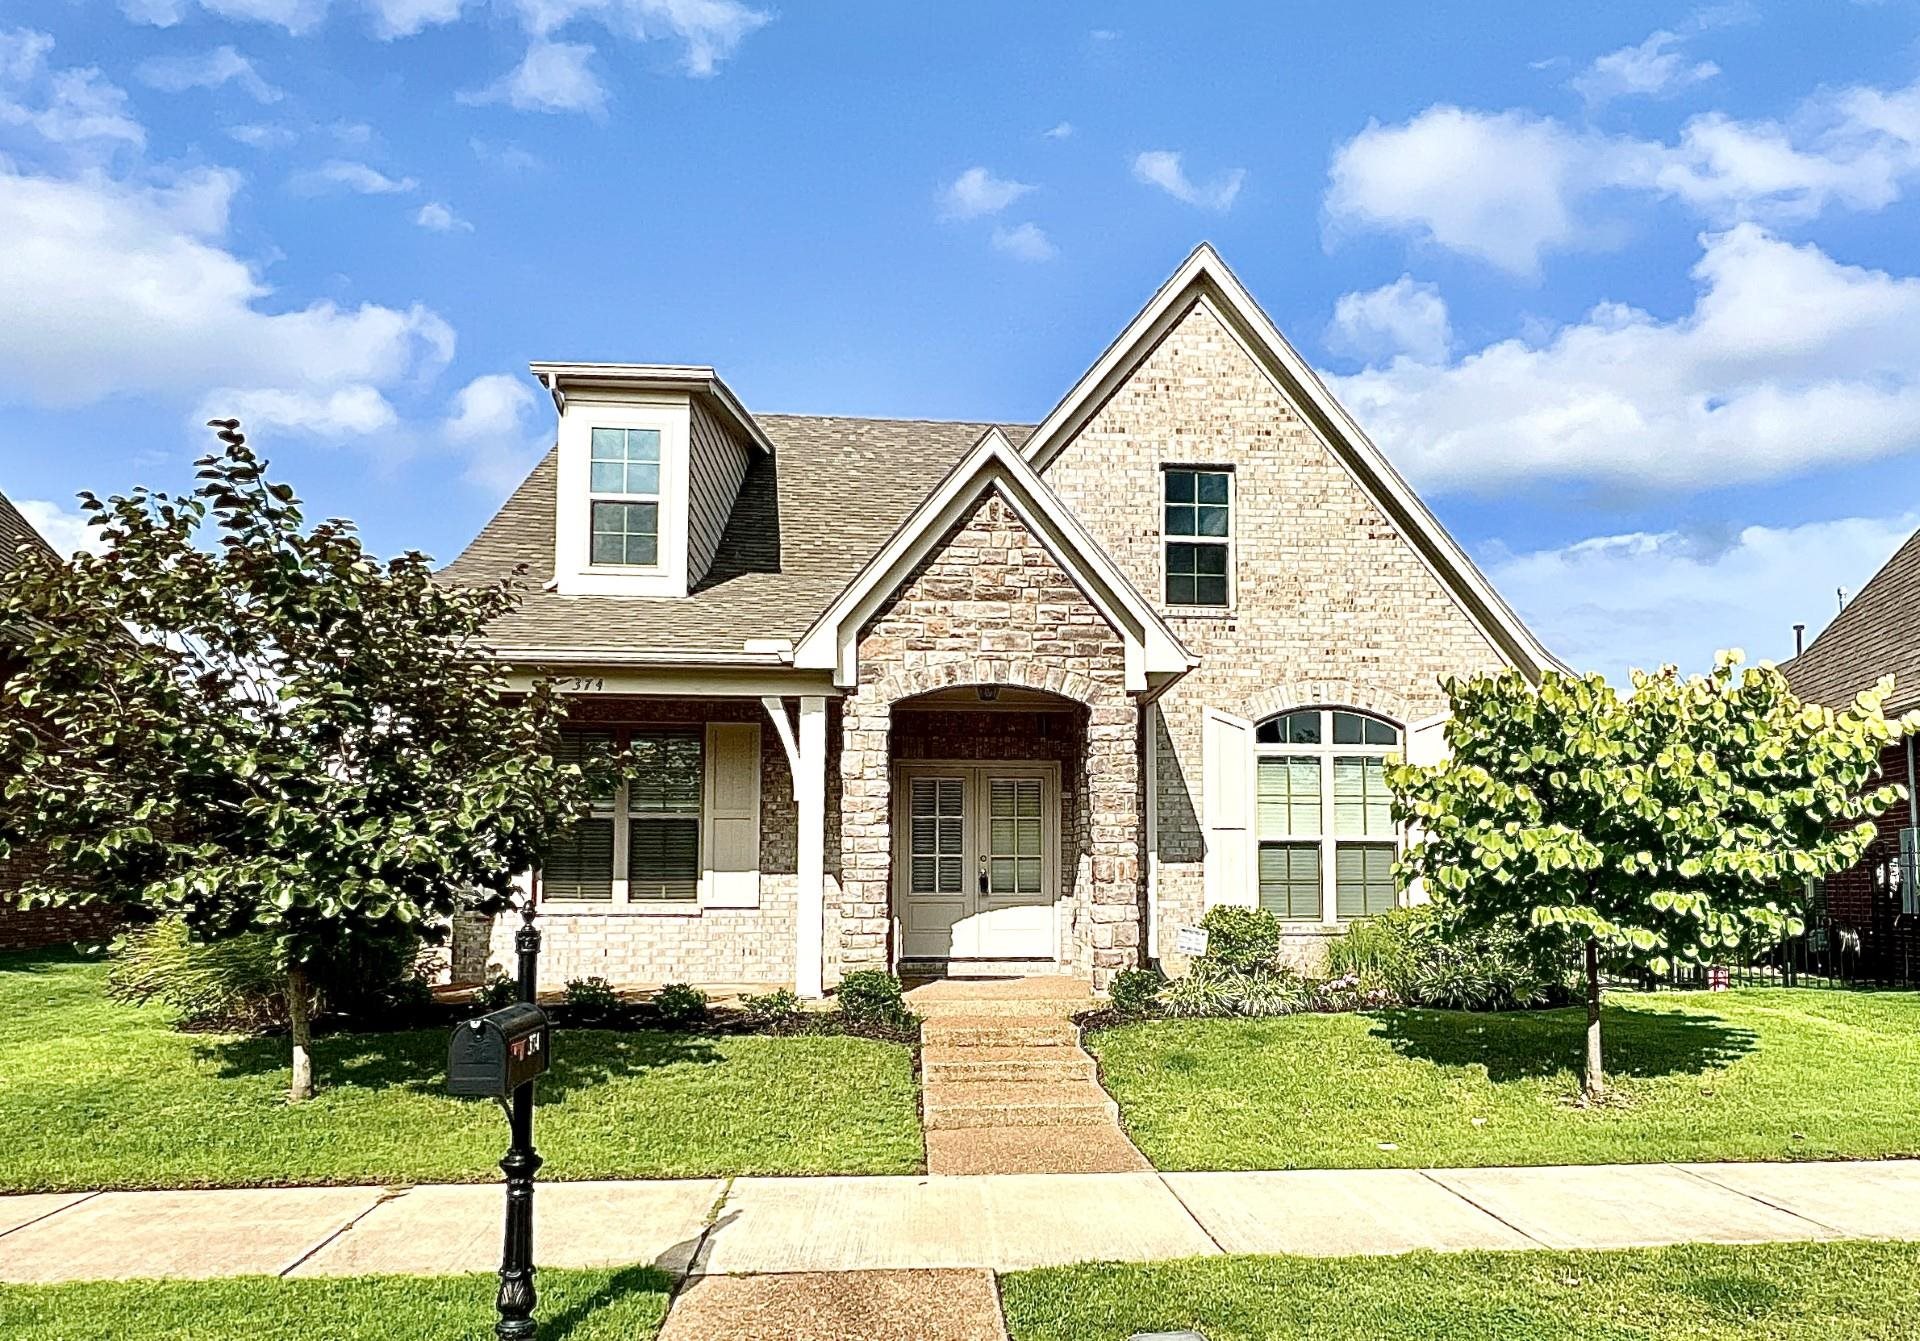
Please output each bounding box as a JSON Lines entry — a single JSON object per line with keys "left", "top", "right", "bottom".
{"left": 755, "top": 411, "right": 1036, "bottom": 429}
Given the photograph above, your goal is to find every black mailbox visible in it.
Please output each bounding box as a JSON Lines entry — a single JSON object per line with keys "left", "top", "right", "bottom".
{"left": 448, "top": 1003, "right": 551, "bottom": 1099}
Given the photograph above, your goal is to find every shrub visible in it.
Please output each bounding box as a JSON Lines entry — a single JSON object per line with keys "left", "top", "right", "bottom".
{"left": 1233, "top": 966, "right": 1312, "bottom": 1017}
{"left": 564, "top": 976, "right": 622, "bottom": 1017}
{"left": 1154, "top": 960, "right": 1309, "bottom": 1019}
{"left": 1108, "top": 966, "right": 1164, "bottom": 1016}
{"left": 652, "top": 982, "right": 709, "bottom": 1025}
{"left": 836, "top": 969, "right": 908, "bottom": 1026}
{"left": 741, "top": 987, "right": 804, "bottom": 1025}
{"left": 476, "top": 973, "right": 518, "bottom": 1010}
{"left": 1198, "top": 905, "right": 1280, "bottom": 972}
{"left": 1324, "top": 906, "right": 1432, "bottom": 1001}
{"left": 1324, "top": 904, "right": 1575, "bottom": 1012}
{"left": 1157, "top": 964, "right": 1241, "bottom": 1018}
{"left": 105, "top": 918, "right": 288, "bottom": 1030}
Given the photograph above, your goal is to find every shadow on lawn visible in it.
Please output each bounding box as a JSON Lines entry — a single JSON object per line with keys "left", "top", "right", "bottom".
{"left": 543, "top": 1264, "right": 679, "bottom": 1340}
{"left": 1374, "top": 1004, "right": 1758, "bottom": 1082}
{"left": 196, "top": 1027, "right": 723, "bottom": 1102}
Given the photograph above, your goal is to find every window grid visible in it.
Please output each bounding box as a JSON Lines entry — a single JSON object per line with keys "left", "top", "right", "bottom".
{"left": 1163, "top": 467, "right": 1232, "bottom": 608}
{"left": 588, "top": 426, "right": 662, "bottom": 569}
{"left": 1254, "top": 707, "right": 1402, "bottom": 923}
{"left": 542, "top": 726, "right": 703, "bottom": 905}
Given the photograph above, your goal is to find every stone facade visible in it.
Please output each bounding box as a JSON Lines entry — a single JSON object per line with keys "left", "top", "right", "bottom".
{"left": 835, "top": 488, "right": 1142, "bottom": 988}
{"left": 1040, "top": 299, "right": 1511, "bottom": 964}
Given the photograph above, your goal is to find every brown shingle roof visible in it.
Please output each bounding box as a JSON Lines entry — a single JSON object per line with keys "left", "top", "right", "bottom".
{"left": 0, "top": 490, "right": 56, "bottom": 577}
{"left": 1783, "top": 524, "right": 1920, "bottom": 716}
{"left": 442, "top": 414, "right": 1032, "bottom": 657}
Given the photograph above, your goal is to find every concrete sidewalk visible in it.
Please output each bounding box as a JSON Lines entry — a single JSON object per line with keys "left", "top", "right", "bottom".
{"left": 5, "top": 1160, "right": 1920, "bottom": 1285}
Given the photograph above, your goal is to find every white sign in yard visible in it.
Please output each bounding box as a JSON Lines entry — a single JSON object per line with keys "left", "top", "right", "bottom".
{"left": 1175, "top": 925, "right": 1209, "bottom": 957}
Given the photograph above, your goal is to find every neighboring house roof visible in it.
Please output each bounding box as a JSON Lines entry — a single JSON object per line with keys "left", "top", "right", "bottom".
{"left": 442, "top": 415, "right": 1032, "bottom": 660}
{"left": 0, "top": 490, "right": 56, "bottom": 577}
{"left": 1783, "top": 524, "right": 1920, "bottom": 717}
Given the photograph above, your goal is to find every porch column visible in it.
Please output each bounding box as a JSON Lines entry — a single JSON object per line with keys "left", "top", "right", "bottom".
{"left": 1086, "top": 695, "right": 1143, "bottom": 989}
{"left": 837, "top": 694, "right": 893, "bottom": 976}
{"left": 794, "top": 695, "right": 828, "bottom": 998}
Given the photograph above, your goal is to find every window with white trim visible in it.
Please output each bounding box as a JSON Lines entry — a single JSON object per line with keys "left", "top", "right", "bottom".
{"left": 1254, "top": 708, "right": 1401, "bottom": 920}
{"left": 1163, "top": 467, "right": 1231, "bottom": 607}
{"left": 543, "top": 727, "right": 702, "bottom": 903}
{"left": 589, "top": 427, "right": 662, "bottom": 568}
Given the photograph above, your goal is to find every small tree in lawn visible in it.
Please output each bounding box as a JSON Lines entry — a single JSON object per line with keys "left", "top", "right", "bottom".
{"left": 0, "top": 423, "right": 595, "bottom": 1101}
{"left": 1390, "top": 653, "right": 1910, "bottom": 1104}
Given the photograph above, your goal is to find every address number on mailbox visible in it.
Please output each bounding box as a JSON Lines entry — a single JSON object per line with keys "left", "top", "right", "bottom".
{"left": 447, "top": 1002, "right": 551, "bottom": 1099}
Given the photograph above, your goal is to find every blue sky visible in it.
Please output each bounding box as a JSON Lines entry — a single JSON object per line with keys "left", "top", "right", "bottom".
{"left": 3, "top": 0, "right": 1919, "bottom": 683}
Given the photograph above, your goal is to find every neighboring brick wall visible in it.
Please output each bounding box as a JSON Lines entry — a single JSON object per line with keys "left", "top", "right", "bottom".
{"left": 1821, "top": 740, "right": 1920, "bottom": 976}
{"left": 1040, "top": 299, "right": 1511, "bottom": 962}
{"left": 0, "top": 841, "right": 121, "bottom": 952}
{"left": 837, "top": 487, "right": 1141, "bottom": 987}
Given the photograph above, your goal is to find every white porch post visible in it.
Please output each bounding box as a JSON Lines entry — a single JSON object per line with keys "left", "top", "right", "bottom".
{"left": 795, "top": 695, "right": 828, "bottom": 998}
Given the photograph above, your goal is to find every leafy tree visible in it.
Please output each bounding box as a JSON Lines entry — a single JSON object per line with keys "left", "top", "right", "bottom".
{"left": 1390, "top": 653, "right": 1912, "bottom": 1103}
{"left": 0, "top": 423, "right": 594, "bottom": 1100}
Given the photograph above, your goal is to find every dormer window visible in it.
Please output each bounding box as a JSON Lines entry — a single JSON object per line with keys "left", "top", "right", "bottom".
{"left": 589, "top": 427, "right": 662, "bottom": 568}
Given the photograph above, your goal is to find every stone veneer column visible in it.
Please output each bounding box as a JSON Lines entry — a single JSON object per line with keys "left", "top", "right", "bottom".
{"left": 1083, "top": 695, "right": 1141, "bottom": 988}
{"left": 835, "top": 695, "right": 894, "bottom": 975}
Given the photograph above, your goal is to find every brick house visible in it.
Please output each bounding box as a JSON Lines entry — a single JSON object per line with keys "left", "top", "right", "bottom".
{"left": 1784, "top": 526, "right": 1920, "bottom": 980}
{"left": 0, "top": 490, "right": 119, "bottom": 951}
{"left": 444, "top": 246, "right": 1561, "bottom": 993}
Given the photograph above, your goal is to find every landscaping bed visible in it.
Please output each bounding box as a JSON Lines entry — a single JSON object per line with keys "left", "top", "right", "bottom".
{"left": 0, "top": 951, "right": 922, "bottom": 1191}
{"left": 1000, "top": 1240, "right": 1920, "bottom": 1341}
{"left": 1088, "top": 988, "right": 1920, "bottom": 1170}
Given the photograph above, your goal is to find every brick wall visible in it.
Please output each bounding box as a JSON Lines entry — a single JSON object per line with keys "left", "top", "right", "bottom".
{"left": 837, "top": 487, "right": 1142, "bottom": 987}
{"left": 1040, "top": 299, "right": 1511, "bottom": 963}
{"left": 1821, "top": 739, "right": 1920, "bottom": 975}
{"left": 0, "top": 839, "right": 121, "bottom": 952}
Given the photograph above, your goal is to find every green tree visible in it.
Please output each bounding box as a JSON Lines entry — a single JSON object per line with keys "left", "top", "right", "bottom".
{"left": 0, "top": 423, "right": 594, "bottom": 1100}
{"left": 1390, "top": 653, "right": 1911, "bottom": 1103}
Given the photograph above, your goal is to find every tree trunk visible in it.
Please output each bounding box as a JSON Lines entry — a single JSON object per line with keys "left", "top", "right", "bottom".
{"left": 1583, "top": 936, "right": 1605, "bottom": 1104}
{"left": 286, "top": 964, "right": 315, "bottom": 1104}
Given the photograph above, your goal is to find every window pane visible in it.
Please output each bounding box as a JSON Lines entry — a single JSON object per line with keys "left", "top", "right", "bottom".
{"left": 544, "top": 818, "right": 613, "bottom": 900}
{"left": 555, "top": 728, "right": 618, "bottom": 802}
{"left": 590, "top": 461, "right": 626, "bottom": 492}
{"left": 1365, "top": 717, "right": 1400, "bottom": 746}
{"left": 1196, "top": 504, "right": 1229, "bottom": 538}
{"left": 1336, "top": 843, "right": 1397, "bottom": 918}
{"left": 622, "top": 462, "right": 660, "bottom": 496}
{"left": 1166, "top": 573, "right": 1196, "bottom": 606}
{"left": 1332, "top": 711, "right": 1366, "bottom": 744}
{"left": 1167, "top": 543, "right": 1229, "bottom": 606}
{"left": 1258, "top": 757, "right": 1321, "bottom": 838}
{"left": 629, "top": 730, "right": 702, "bottom": 813}
{"left": 590, "top": 500, "right": 659, "bottom": 567}
{"left": 1286, "top": 711, "right": 1322, "bottom": 744}
{"left": 1194, "top": 575, "right": 1228, "bottom": 606}
{"left": 1165, "top": 504, "right": 1196, "bottom": 537}
{"left": 1193, "top": 544, "right": 1227, "bottom": 576}
{"left": 590, "top": 427, "right": 625, "bottom": 457}
{"left": 625, "top": 428, "right": 661, "bottom": 462}
{"left": 1164, "top": 470, "right": 1195, "bottom": 503}
{"left": 629, "top": 817, "right": 699, "bottom": 900}
{"left": 1196, "top": 471, "right": 1230, "bottom": 504}
{"left": 1334, "top": 756, "right": 1392, "bottom": 836}
{"left": 1259, "top": 842, "right": 1321, "bottom": 920}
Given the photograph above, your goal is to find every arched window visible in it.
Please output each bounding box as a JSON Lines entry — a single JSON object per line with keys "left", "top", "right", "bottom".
{"left": 1253, "top": 708, "right": 1401, "bottom": 923}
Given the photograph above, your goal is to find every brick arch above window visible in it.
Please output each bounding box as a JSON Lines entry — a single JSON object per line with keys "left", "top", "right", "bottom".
{"left": 866, "top": 660, "right": 1102, "bottom": 709}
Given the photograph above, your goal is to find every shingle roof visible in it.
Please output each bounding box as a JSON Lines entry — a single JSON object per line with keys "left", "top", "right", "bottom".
{"left": 441, "top": 414, "right": 1032, "bottom": 657}
{"left": 1783, "top": 524, "right": 1920, "bottom": 716}
{"left": 0, "top": 490, "right": 56, "bottom": 577}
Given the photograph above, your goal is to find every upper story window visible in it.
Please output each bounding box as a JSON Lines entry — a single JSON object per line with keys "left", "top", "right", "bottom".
{"left": 589, "top": 427, "right": 662, "bottom": 568}
{"left": 1254, "top": 708, "right": 1401, "bottom": 922}
{"left": 1163, "top": 467, "right": 1232, "bottom": 608}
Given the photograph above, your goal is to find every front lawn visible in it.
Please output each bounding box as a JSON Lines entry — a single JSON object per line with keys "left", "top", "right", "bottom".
{"left": 0, "top": 1266, "right": 672, "bottom": 1340}
{"left": 0, "top": 951, "right": 921, "bottom": 1191}
{"left": 1000, "top": 1241, "right": 1920, "bottom": 1341}
{"left": 1089, "top": 989, "right": 1920, "bottom": 1169}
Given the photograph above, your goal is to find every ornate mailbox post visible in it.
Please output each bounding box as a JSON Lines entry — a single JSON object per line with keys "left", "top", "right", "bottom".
{"left": 448, "top": 902, "right": 549, "bottom": 1340}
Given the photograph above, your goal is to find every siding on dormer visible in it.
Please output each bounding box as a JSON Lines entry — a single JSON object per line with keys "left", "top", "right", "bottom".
{"left": 688, "top": 398, "right": 752, "bottom": 588}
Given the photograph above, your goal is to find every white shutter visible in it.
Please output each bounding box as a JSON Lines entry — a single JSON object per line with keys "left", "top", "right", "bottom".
{"left": 1203, "top": 707, "right": 1257, "bottom": 909}
{"left": 702, "top": 722, "right": 762, "bottom": 908}
{"left": 1404, "top": 712, "right": 1450, "bottom": 766}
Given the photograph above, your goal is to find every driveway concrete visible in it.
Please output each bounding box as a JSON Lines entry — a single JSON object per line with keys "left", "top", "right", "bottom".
{"left": 1163, "top": 1169, "right": 1537, "bottom": 1256}
{"left": 660, "top": 1269, "right": 1005, "bottom": 1341}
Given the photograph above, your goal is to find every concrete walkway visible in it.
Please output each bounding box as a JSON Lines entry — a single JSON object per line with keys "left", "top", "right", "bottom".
{"left": 6, "top": 1160, "right": 1920, "bottom": 1284}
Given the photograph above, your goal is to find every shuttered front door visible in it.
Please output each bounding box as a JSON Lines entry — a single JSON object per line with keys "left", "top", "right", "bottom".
{"left": 895, "top": 764, "right": 1058, "bottom": 964}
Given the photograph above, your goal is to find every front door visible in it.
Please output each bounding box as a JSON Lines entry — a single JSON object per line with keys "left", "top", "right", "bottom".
{"left": 896, "top": 763, "right": 1057, "bottom": 966}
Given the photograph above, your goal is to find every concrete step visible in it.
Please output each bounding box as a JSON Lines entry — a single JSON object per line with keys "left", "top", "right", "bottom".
{"left": 926, "top": 1124, "right": 1150, "bottom": 1175}
{"left": 910, "top": 995, "right": 1092, "bottom": 1020}
{"left": 919, "top": 1015, "right": 1080, "bottom": 1049}
{"left": 921, "top": 1078, "right": 1119, "bottom": 1130}
{"left": 922, "top": 1044, "right": 1097, "bottom": 1084}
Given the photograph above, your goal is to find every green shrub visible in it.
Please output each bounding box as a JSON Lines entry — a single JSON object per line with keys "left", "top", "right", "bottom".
{"left": 476, "top": 973, "right": 518, "bottom": 1010}
{"left": 1108, "top": 966, "right": 1164, "bottom": 1016}
{"left": 835, "top": 969, "right": 907, "bottom": 1025}
{"left": 1233, "top": 966, "right": 1312, "bottom": 1017}
{"left": 564, "top": 976, "right": 621, "bottom": 1016}
{"left": 1325, "top": 905, "right": 1434, "bottom": 1001}
{"left": 105, "top": 918, "right": 288, "bottom": 1030}
{"left": 741, "top": 987, "right": 804, "bottom": 1025}
{"left": 651, "top": 982, "right": 709, "bottom": 1025}
{"left": 1198, "top": 905, "right": 1280, "bottom": 972}
{"left": 1324, "top": 904, "right": 1574, "bottom": 1012}
{"left": 1155, "top": 960, "right": 1309, "bottom": 1019}
{"left": 1157, "top": 964, "right": 1241, "bottom": 1018}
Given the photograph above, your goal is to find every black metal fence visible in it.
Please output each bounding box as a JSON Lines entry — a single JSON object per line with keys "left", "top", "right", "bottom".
{"left": 1628, "top": 914, "right": 1920, "bottom": 991}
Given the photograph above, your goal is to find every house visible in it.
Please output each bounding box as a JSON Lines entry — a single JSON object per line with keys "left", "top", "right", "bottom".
{"left": 0, "top": 490, "right": 119, "bottom": 950}
{"left": 443, "top": 245, "right": 1560, "bottom": 994}
{"left": 1783, "top": 526, "right": 1920, "bottom": 980}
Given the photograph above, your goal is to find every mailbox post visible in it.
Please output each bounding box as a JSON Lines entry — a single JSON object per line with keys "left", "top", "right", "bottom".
{"left": 448, "top": 902, "right": 549, "bottom": 1341}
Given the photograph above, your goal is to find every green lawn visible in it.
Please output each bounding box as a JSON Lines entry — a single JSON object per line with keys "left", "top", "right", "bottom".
{"left": 0, "top": 1266, "right": 672, "bottom": 1341}
{"left": 1090, "top": 989, "right": 1920, "bottom": 1169}
{"left": 1000, "top": 1241, "right": 1920, "bottom": 1341}
{"left": 0, "top": 951, "right": 921, "bottom": 1191}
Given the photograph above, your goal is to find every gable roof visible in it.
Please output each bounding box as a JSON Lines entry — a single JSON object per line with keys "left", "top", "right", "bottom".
{"left": 793, "top": 429, "right": 1195, "bottom": 691}
{"left": 1021, "top": 243, "right": 1564, "bottom": 682}
{"left": 0, "top": 490, "right": 56, "bottom": 577}
{"left": 442, "top": 415, "right": 1031, "bottom": 661}
{"left": 1783, "top": 524, "right": 1920, "bottom": 716}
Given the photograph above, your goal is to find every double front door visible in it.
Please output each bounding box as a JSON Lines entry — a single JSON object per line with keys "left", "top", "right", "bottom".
{"left": 895, "top": 762, "right": 1058, "bottom": 965}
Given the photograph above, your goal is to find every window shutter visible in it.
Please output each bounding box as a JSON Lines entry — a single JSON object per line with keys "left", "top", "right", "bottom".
{"left": 1404, "top": 714, "right": 1450, "bottom": 767}
{"left": 1901, "top": 828, "right": 1918, "bottom": 918}
{"left": 702, "top": 721, "right": 762, "bottom": 908}
{"left": 1203, "top": 707, "right": 1257, "bottom": 908}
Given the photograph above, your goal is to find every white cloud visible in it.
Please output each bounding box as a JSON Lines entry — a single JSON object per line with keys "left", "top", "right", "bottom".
{"left": 991, "top": 222, "right": 1055, "bottom": 262}
{"left": 289, "top": 159, "right": 418, "bottom": 194}
{"left": 367, "top": 0, "right": 466, "bottom": 38}
{"left": 461, "top": 41, "right": 608, "bottom": 115}
{"left": 1327, "top": 275, "right": 1451, "bottom": 365}
{"left": 940, "top": 165, "right": 1033, "bottom": 220}
{"left": 137, "top": 46, "right": 282, "bottom": 103}
{"left": 199, "top": 384, "right": 400, "bottom": 438}
{"left": 1572, "top": 30, "right": 1719, "bottom": 104}
{"left": 414, "top": 201, "right": 471, "bottom": 232}
{"left": 1044, "top": 121, "right": 1073, "bottom": 140}
{"left": 0, "top": 163, "right": 454, "bottom": 408}
{"left": 1486, "top": 512, "right": 1918, "bottom": 684}
{"left": 1131, "top": 150, "right": 1245, "bottom": 211}
{"left": 1329, "top": 225, "right": 1920, "bottom": 494}
{"left": 122, "top": 0, "right": 331, "bottom": 34}
{"left": 13, "top": 499, "right": 105, "bottom": 555}
{"left": 228, "top": 122, "right": 296, "bottom": 148}
{"left": 0, "top": 29, "right": 145, "bottom": 151}
{"left": 1326, "top": 75, "right": 1920, "bottom": 274}
{"left": 443, "top": 373, "right": 546, "bottom": 490}
{"left": 506, "top": 0, "right": 769, "bottom": 77}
